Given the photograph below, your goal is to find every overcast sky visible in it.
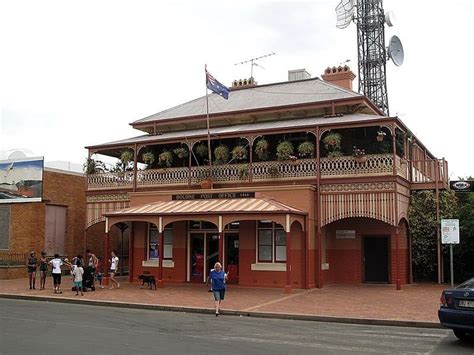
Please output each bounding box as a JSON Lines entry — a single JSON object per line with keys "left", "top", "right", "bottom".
{"left": 0, "top": 0, "right": 472, "bottom": 178}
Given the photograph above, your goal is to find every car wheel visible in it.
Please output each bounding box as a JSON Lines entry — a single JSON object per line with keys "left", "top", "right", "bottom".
{"left": 453, "top": 329, "right": 472, "bottom": 341}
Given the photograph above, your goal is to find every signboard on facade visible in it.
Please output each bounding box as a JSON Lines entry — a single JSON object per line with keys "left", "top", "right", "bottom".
{"left": 172, "top": 192, "right": 255, "bottom": 200}
{"left": 336, "top": 230, "right": 356, "bottom": 239}
{"left": 441, "top": 219, "right": 460, "bottom": 244}
{"left": 450, "top": 180, "right": 474, "bottom": 193}
{"left": 0, "top": 157, "right": 43, "bottom": 203}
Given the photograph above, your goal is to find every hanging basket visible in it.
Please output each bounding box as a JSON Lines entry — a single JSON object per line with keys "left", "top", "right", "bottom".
{"left": 200, "top": 178, "right": 213, "bottom": 189}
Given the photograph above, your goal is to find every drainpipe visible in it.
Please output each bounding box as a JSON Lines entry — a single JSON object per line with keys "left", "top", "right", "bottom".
{"left": 158, "top": 217, "right": 164, "bottom": 288}
{"left": 218, "top": 215, "right": 224, "bottom": 269}
{"left": 133, "top": 144, "right": 138, "bottom": 192}
{"left": 128, "top": 222, "right": 134, "bottom": 283}
{"left": 316, "top": 127, "right": 322, "bottom": 288}
{"left": 285, "top": 214, "right": 292, "bottom": 294}
{"left": 103, "top": 220, "right": 110, "bottom": 286}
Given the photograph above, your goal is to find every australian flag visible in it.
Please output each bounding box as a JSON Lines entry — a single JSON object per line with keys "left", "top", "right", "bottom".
{"left": 206, "top": 71, "right": 230, "bottom": 100}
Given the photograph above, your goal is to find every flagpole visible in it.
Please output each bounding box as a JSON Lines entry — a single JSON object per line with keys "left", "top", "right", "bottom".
{"left": 204, "top": 65, "right": 213, "bottom": 183}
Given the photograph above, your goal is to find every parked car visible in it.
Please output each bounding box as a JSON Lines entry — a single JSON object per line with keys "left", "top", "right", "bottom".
{"left": 438, "top": 278, "right": 474, "bottom": 341}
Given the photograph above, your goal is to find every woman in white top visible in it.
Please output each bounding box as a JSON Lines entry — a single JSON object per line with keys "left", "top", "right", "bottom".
{"left": 49, "top": 253, "right": 63, "bottom": 294}
{"left": 109, "top": 250, "right": 120, "bottom": 289}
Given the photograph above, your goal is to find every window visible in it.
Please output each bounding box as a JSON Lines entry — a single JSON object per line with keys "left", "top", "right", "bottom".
{"left": 148, "top": 223, "right": 173, "bottom": 260}
{"left": 257, "top": 221, "right": 286, "bottom": 263}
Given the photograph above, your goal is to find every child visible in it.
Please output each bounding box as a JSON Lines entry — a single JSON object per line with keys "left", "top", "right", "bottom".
{"left": 72, "top": 260, "right": 84, "bottom": 296}
{"left": 96, "top": 257, "right": 103, "bottom": 289}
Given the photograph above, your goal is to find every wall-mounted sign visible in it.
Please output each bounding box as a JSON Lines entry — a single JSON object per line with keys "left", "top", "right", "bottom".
{"left": 0, "top": 157, "right": 43, "bottom": 203}
{"left": 336, "top": 230, "right": 356, "bottom": 239}
{"left": 441, "top": 219, "right": 460, "bottom": 244}
{"left": 450, "top": 180, "right": 474, "bottom": 193}
{"left": 173, "top": 192, "right": 255, "bottom": 200}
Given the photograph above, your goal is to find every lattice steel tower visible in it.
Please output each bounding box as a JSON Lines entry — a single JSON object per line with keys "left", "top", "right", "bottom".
{"left": 356, "top": 0, "right": 389, "bottom": 115}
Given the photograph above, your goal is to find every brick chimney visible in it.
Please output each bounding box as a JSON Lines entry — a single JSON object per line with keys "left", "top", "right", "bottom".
{"left": 231, "top": 77, "right": 257, "bottom": 90}
{"left": 321, "top": 65, "right": 356, "bottom": 90}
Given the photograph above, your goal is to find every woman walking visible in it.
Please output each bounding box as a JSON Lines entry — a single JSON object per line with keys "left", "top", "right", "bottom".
{"left": 39, "top": 252, "right": 48, "bottom": 290}
{"left": 208, "top": 262, "right": 228, "bottom": 316}
{"left": 49, "top": 254, "right": 63, "bottom": 294}
{"left": 109, "top": 250, "right": 120, "bottom": 289}
{"left": 26, "top": 251, "right": 38, "bottom": 290}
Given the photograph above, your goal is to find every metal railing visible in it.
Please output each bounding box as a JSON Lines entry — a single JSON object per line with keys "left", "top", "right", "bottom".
{"left": 0, "top": 252, "right": 29, "bottom": 267}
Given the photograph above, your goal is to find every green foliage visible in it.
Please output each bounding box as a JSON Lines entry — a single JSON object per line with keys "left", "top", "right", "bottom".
{"left": 297, "top": 141, "right": 315, "bottom": 158}
{"left": 158, "top": 151, "right": 173, "bottom": 167}
{"left": 322, "top": 132, "right": 342, "bottom": 150}
{"left": 231, "top": 145, "right": 248, "bottom": 162}
{"left": 173, "top": 147, "right": 188, "bottom": 159}
{"left": 142, "top": 152, "right": 155, "bottom": 165}
{"left": 408, "top": 190, "right": 459, "bottom": 282}
{"left": 214, "top": 145, "right": 229, "bottom": 165}
{"left": 195, "top": 143, "right": 208, "bottom": 158}
{"left": 83, "top": 158, "right": 106, "bottom": 174}
{"left": 254, "top": 138, "right": 269, "bottom": 160}
{"left": 238, "top": 164, "right": 249, "bottom": 179}
{"left": 276, "top": 141, "right": 294, "bottom": 161}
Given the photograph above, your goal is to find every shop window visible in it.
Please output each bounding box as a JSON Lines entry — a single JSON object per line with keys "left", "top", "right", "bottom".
{"left": 257, "top": 221, "right": 286, "bottom": 263}
{"left": 189, "top": 221, "right": 217, "bottom": 230}
{"left": 148, "top": 224, "right": 173, "bottom": 260}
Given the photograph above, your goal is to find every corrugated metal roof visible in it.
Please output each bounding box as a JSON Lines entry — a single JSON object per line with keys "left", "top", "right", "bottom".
{"left": 88, "top": 113, "right": 384, "bottom": 149}
{"left": 104, "top": 198, "right": 305, "bottom": 216}
{"left": 133, "top": 78, "right": 362, "bottom": 124}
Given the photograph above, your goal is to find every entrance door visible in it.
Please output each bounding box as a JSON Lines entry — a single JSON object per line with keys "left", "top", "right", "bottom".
{"left": 206, "top": 232, "right": 219, "bottom": 276}
{"left": 190, "top": 233, "right": 204, "bottom": 282}
{"left": 225, "top": 233, "right": 239, "bottom": 284}
{"left": 364, "top": 236, "right": 389, "bottom": 283}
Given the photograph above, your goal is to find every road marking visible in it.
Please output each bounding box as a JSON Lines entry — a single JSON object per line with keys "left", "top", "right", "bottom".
{"left": 243, "top": 288, "right": 317, "bottom": 311}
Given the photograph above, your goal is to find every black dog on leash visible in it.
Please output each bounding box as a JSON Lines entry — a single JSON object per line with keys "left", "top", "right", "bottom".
{"left": 138, "top": 274, "right": 157, "bottom": 290}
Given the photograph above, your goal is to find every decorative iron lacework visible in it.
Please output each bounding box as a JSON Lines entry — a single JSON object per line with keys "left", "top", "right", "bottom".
{"left": 320, "top": 182, "right": 395, "bottom": 193}
{"left": 87, "top": 193, "right": 129, "bottom": 203}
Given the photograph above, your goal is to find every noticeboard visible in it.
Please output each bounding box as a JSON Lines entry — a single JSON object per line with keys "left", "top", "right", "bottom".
{"left": 441, "top": 219, "right": 460, "bottom": 244}
{"left": 450, "top": 180, "right": 474, "bottom": 193}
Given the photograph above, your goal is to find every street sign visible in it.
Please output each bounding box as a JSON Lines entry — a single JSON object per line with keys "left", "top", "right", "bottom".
{"left": 441, "top": 219, "right": 460, "bottom": 244}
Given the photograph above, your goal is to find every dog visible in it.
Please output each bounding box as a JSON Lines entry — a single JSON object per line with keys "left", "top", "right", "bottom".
{"left": 138, "top": 274, "right": 157, "bottom": 290}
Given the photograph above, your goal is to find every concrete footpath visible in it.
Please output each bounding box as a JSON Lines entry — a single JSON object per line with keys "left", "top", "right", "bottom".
{"left": 0, "top": 278, "right": 445, "bottom": 328}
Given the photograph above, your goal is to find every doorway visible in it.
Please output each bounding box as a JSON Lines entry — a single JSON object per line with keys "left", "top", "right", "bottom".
{"left": 225, "top": 233, "right": 239, "bottom": 284}
{"left": 363, "top": 236, "right": 389, "bottom": 283}
{"left": 189, "top": 232, "right": 219, "bottom": 282}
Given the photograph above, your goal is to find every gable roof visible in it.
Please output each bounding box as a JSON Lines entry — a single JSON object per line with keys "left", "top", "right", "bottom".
{"left": 133, "top": 78, "right": 363, "bottom": 125}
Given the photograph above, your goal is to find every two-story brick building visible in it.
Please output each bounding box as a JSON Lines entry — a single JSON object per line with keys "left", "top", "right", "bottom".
{"left": 85, "top": 66, "right": 448, "bottom": 291}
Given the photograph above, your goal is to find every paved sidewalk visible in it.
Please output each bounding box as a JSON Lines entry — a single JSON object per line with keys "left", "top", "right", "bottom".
{"left": 0, "top": 278, "right": 445, "bottom": 327}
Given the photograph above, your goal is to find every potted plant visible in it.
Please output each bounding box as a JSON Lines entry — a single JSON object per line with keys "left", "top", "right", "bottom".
{"left": 269, "top": 164, "right": 280, "bottom": 177}
{"left": 328, "top": 150, "right": 343, "bottom": 159}
{"left": 232, "top": 145, "right": 248, "bottom": 162}
{"left": 173, "top": 147, "right": 188, "bottom": 159}
{"left": 376, "top": 130, "right": 386, "bottom": 142}
{"left": 200, "top": 177, "right": 213, "bottom": 189}
{"left": 322, "top": 132, "right": 342, "bottom": 150}
{"left": 142, "top": 152, "right": 155, "bottom": 165}
{"left": 214, "top": 145, "right": 229, "bottom": 165}
{"left": 276, "top": 140, "right": 294, "bottom": 161}
{"left": 195, "top": 143, "right": 208, "bottom": 159}
{"left": 238, "top": 164, "right": 249, "bottom": 179}
{"left": 83, "top": 158, "right": 106, "bottom": 174}
{"left": 352, "top": 146, "right": 367, "bottom": 163}
{"left": 297, "top": 141, "right": 315, "bottom": 158}
{"left": 158, "top": 151, "right": 173, "bottom": 167}
{"left": 254, "top": 138, "right": 270, "bottom": 160}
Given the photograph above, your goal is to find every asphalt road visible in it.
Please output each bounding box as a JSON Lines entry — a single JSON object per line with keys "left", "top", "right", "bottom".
{"left": 0, "top": 299, "right": 472, "bottom": 354}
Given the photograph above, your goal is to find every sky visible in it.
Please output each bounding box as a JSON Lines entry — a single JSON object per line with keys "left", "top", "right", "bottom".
{"left": 0, "top": 0, "right": 472, "bottom": 178}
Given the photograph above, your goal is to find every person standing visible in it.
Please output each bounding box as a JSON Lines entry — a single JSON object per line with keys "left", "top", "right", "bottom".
{"left": 26, "top": 251, "right": 38, "bottom": 290}
{"left": 72, "top": 260, "right": 84, "bottom": 296}
{"left": 109, "top": 250, "right": 120, "bottom": 289}
{"left": 86, "top": 249, "right": 98, "bottom": 289}
{"left": 49, "top": 254, "right": 64, "bottom": 294}
{"left": 208, "top": 262, "right": 228, "bottom": 316}
{"left": 39, "top": 252, "right": 48, "bottom": 290}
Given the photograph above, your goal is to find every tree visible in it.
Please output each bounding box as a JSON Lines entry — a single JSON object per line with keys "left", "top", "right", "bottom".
{"left": 408, "top": 190, "right": 458, "bottom": 282}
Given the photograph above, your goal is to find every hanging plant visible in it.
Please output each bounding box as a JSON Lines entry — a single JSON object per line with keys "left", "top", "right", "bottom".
{"left": 158, "top": 151, "right": 173, "bottom": 167}
{"left": 214, "top": 145, "right": 229, "bottom": 165}
{"left": 142, "top": 152, "right": 155, "bottom": 165}
{"left": 173, "top": 147, "right": 188, "bottom": 159}
{"left": 231, "top": 145, "right": 248, "bottom": 161}
{"left": 120, "top": 150, "right": 133, "bottom": 164}
{"left": 254, "top": 138, "right": 270, "bottom": 160}
{"left": 276, "top": 140, "right": 294, "bottom": 161}
{"left": 195, "top": 143, "right": 208, "bottom": 158}
{"left": 376, "top": 130, "right": 386, "bottom": 142}
{"left": 322, "top": 132, "right": 342, "bottom": 150}
{"left": 297, "top": 141, "right": 315, "bottom": 158}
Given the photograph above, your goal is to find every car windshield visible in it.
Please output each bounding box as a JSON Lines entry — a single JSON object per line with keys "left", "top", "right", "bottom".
{"left": 457, "top": 278, "right": 474, "bottom": 289}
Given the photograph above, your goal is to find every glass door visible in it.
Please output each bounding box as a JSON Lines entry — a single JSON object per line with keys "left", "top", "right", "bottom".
{"left": 225, "top": 233, "right": 239, "bottom": 284}
{"left": 190, "top": 233, "right": 204, "bottom": 282}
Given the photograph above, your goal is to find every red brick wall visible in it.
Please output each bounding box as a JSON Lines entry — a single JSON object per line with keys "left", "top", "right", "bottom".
{"left": 324, "top": 217, "right": 409, "bottom": 285}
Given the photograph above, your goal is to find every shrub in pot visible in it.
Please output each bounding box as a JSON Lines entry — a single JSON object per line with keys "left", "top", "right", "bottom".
{"left": 297, "top": 141, "right": 315, "bottom": 158}
{"left": 214, "top": 145, "right": 229, "bottom": 165}
{"left": 276, "top": 141, "right": 294, "bottom": 161}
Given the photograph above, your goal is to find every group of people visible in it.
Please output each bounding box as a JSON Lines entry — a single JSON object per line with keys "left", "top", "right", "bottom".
{"left": 27, "top": 249, "right": 121, "bottom": 294}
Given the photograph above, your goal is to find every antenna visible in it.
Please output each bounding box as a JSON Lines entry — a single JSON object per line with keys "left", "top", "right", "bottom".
{"left": 335, "top": 0, "right": 405, "bottom": 116}
{"left": 235, "top": 52, "right": 276, "bottom": 79}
